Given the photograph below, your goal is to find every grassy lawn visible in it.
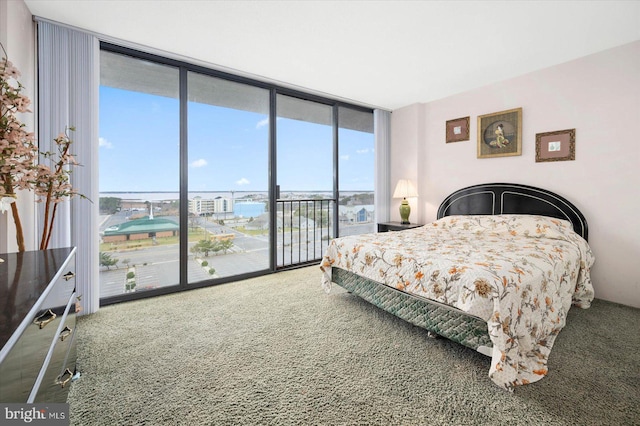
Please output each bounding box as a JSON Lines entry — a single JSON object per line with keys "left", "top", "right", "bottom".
{"left": 100, "top": 228, "right": 210, "bottom": 252}
{"left": 234, "top": 226, "right": 268, "bottom": 236}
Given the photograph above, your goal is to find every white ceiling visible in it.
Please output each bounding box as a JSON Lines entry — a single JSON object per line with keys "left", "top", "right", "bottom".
{"left": 24, "top": 0, "right": 640, "bottom": 110}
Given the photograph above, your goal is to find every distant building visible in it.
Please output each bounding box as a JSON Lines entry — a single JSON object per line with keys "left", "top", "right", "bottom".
{"left": 339, "top": 205, "right": 374, "bottom": 224}
{"left": 189, "top": 196, "right": 233, "bottom": 216}
{"left": 120, "top": 199, "right": 148, "bottom": 211}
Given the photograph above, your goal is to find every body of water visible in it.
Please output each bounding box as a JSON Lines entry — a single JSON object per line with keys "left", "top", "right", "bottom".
{"left": 234, "top": 202, "right": 266, "bottom": 218}
{"left": 99, "top": 190, "right": 372, "bottom": 202}
{"left": 100, "top": 191, "right": 264, "bottom": 202}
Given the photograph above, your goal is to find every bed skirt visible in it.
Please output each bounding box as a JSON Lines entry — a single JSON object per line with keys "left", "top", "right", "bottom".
{"left": 332, "top": 267, "right": 493, "bottom": 356}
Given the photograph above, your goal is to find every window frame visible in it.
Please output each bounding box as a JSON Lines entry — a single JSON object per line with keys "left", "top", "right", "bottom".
{"left": 99, "top": 42, "right": 373, "bottom": 306}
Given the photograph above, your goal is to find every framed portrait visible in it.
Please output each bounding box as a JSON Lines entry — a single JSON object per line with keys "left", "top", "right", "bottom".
{"left": 446, "top": 116, "right": 470, "bottom": 143}
{"left": 477, "top": 107, "right": 522, "bottom": 158}
{"left": 535, "top": 129, "right": 575, "bottom": 162}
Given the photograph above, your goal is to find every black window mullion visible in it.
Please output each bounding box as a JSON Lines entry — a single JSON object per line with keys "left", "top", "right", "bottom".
{"left": 179, "top": 66, "right": 189, "bottom": 287}
{"left": 332, "top": 105, "right": 339, "bottom": 239}
{"left": 269, "top": 88, "right": 277, "bottom": 271}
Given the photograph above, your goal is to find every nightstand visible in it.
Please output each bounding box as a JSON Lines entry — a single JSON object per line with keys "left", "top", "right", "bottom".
{"left": 377, "top": 221, "right": 424, "bottom": 232}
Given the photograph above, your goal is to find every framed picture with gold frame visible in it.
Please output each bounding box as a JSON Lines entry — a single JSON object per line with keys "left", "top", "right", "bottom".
{"left": 477, "top": 107, "right": 522, "bottom": 158}
{"left": 446, "top": 116, "right": 470, "bottom": 143}
{"left": 535, "top": 128, "right": 575, "bottom": 162}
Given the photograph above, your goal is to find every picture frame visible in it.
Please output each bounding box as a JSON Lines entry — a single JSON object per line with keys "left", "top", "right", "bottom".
{"left": 477, "top": 107, "right": 522, "bottom": 158}
{"left": 446, "top": 116, "right": 470, "bottom": 143}
{"left": 535, "top": 128, "right": 575, "bottom": 162}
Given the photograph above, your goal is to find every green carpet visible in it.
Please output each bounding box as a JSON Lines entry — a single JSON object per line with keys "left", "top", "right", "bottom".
{"left": 68, "top": 267, "right": 640, "bottom": 425}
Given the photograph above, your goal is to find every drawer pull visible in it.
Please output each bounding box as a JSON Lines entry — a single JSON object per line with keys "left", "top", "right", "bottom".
{"left": 56, "top": 368, "right": 74, "bottom": 388}
{"left": 34, "top": 309, "right": 56, "bottom": 329}
{"left": 59, "top": 326, "right": 73, "bottom": 341}
{"left": 63, "top": 271, "right": 75, "bottom": 281}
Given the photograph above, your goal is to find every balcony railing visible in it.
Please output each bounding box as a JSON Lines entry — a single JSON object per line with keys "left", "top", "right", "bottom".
{"left": 275, "top": 198, "right": 335, "bottom": 269}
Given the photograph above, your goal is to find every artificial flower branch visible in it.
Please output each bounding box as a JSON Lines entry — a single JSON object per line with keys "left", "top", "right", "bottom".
{"left": 1, "top": 43, "right": 85, "bottom": 252}
{"left": 38, "top": 128, "right": 87, "bottom": 250}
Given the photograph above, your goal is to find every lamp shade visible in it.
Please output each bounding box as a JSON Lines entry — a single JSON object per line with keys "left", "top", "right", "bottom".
{"left": 393, "top": 179, "right": 418, "bottom": 199}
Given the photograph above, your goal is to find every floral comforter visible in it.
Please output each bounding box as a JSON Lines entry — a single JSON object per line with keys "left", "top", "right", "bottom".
{"left": 320, "top": 215, "right": 595, "bottom": 390}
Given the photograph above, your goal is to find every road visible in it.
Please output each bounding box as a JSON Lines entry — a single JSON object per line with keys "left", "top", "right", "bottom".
{"left": 98, "top": 212, "right": 374, "bottom": 298}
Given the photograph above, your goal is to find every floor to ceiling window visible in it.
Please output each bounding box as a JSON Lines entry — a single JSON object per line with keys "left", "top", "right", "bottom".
{"left": 98, "top": 50, "right": 180, "bottom": 299}
{"left": 338, "top": 107, "right": 375, "bottom": 236}
{"left": 98, "top": 43, "right": 374, "bottom": 303}
{"left": 187, "top": 72, "right": 270, "bottom": 283}
{"left": 275, "top": 95, "right": 334, "bottom": 267}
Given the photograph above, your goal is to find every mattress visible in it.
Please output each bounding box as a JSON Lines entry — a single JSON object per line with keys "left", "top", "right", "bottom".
{"left": 320, "top": 214, "right": 595, "bottom": 390}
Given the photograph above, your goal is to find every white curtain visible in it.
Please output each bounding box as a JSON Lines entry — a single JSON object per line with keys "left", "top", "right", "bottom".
{"left": 374, "top": 109, "right": 391, "bottom": 223}
{"left": 37, "top": 21, "right": 100, "bottom": 315}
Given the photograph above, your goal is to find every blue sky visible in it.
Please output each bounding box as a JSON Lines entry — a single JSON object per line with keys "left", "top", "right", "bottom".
{"left": 99, "top": 87, "right": 373, "bottom": 192}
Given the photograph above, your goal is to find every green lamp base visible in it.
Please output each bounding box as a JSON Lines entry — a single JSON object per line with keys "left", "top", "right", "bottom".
{"left": 399, "top": 198, "right": 411, "bottom": 224}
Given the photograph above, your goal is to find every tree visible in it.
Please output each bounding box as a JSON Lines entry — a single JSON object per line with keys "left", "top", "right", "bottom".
{"left": 188, "top": 216, "right": 201, "bottom": 231}
{"left": 191, "top": 239, "right": 218, "bottom": 257}
{"left": 99, "top": 252, "right": 118, "bottom": 269}
{"left": 99, "top": 197, "right": 122, "bottom": 214}
{"left": 219, "top": 239, "right": 233, "bottom": 254}
{"left": 339, "top": 192, "right": 374, "bottom": 206}
{"left": 294, "top": 203, "right": 328, "bottom": 226}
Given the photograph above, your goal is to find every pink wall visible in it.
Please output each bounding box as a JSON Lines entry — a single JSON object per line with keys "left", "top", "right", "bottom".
{"left": 0, "top": 0, "right": 36, "bottom": 253}
{"left": 391, "top": 41, "right": 640, "bottom": 308}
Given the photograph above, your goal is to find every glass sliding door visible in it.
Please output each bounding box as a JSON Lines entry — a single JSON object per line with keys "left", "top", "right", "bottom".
{"left": 97, "top": 44, "right": 375, "bottom": 303}
{"left": 187, "top": 72, "right": 270, "bottom": 283}
{"left": 275, "top": 95, "right": 334, "bottom": 268}
{"left": 98, "top": 50, "right": 180, "bottom": 298}
{"left": 338, "top": 107, "right": 375, "bottom": 236}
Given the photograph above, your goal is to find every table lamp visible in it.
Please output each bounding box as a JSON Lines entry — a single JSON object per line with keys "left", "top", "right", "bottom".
{"left": 393, "top": 179, "right": 418, "bottom": 224}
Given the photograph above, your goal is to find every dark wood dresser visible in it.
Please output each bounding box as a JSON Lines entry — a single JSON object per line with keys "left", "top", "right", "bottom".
{"left": 0, "top": 247, "right": 78, "bottom": 403}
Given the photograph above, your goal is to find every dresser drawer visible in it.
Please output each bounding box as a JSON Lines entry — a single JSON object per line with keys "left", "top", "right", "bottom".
{"left": 0, "top": 298, "right": 74, "bottom": 402}
{"left": 0, "top": 247, "right": 77, "bottom": 403}
{"left": 33, "top": 297, "right": 77, "bottom": 403}
{"left": 22, "top": 293, "right": 75, "bottom": 393}
{"left": 0, "top": 338, "right": 31, "bottom": 402}
{"left": 0, "top": 315, "right": 64, "bottom": 402}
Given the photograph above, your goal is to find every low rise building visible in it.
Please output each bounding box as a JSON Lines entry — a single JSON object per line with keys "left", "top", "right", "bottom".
{"left": 339, "top": 205, "right": 374, "bottom": 224}
{"left": 103, "top": 217, "right": 179, "bottom": 242}
{"left": 189, "top": 196, "right": 233, "bottom": 216}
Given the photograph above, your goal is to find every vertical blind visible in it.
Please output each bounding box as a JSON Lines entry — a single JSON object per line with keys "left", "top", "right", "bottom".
{"left": 37, "top": 20, "right": 100, "bottom": 315}
{"left": 374, "top": 109, "right": 391, "bottom": 223}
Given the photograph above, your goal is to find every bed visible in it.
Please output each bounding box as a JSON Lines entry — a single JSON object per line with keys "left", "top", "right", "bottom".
{"left": 320, "top": 183, "right": 594, "bottom": 391}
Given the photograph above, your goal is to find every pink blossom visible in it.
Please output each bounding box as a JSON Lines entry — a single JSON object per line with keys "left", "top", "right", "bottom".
{"left": 2, "top": 44, "right": 86, "bottom": 250}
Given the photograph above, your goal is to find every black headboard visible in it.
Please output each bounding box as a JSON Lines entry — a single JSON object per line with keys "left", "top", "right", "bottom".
{"left": 437, "top": 183, "right": 588, "bottom": 241}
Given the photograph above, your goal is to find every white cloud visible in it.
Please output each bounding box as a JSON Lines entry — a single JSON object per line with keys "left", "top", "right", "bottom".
{"left": 99, "top": 137, "right": 112, "bottom": 148}
{"left": 356, "top": 148, "right": 370, "bottom": 154}
{"left": 340, "top": 155, "right": 350, "bottom": 161}
{"left": 256, "top": 118, "right": 269, "bottom": 129}
{"left": 190, "top": 159, "right": 208, "bottom": 168}
{"left": 236, "top": 178, "right": 250, "bottom": 186}
{"left": 256, "top": 117, "right": 282, "bottom": 129}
